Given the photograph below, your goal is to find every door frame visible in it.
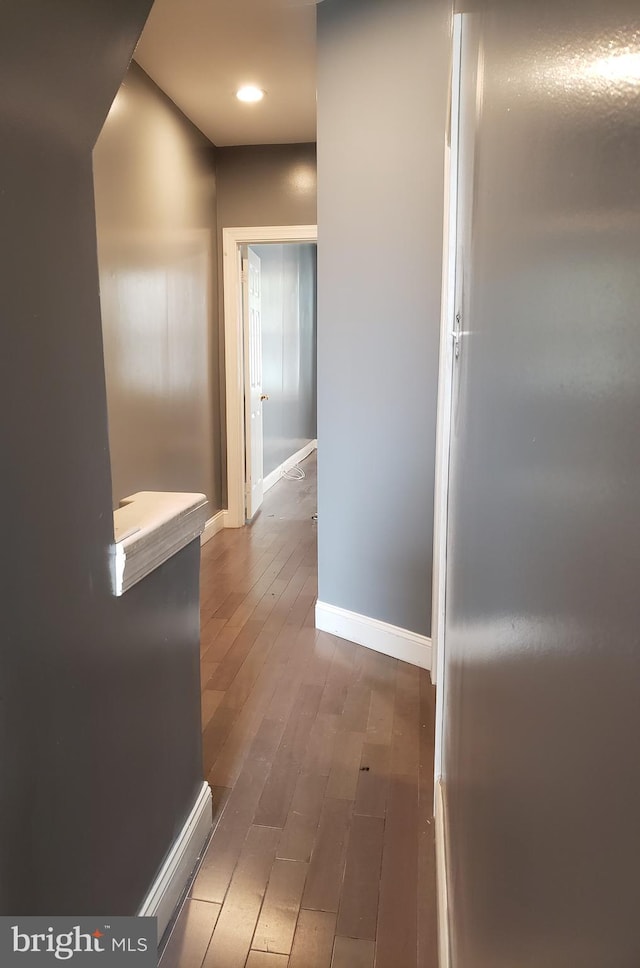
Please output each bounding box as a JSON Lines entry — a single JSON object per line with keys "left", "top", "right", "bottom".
{"left": 222, "top": 224, "right": 318, "bottom": 527}
{"left": 432, "top": 10, "right": 463, "bottom": 755}
{"left": 433, "top": 17, "right": 463, "bottom": 968}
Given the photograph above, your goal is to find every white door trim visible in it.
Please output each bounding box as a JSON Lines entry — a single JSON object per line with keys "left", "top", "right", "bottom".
{"left": 222, "top": 225, "right": 318, "bottom": 528}
{"left": 432, "top": 13, "right": 463, "bottom": 788}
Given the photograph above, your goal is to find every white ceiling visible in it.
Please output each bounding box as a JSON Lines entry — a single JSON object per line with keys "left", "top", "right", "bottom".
{"left": 135, "top": 0, "right": 318, "bottom": 147}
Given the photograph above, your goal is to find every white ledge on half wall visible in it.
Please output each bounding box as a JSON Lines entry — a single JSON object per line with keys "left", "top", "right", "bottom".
{"left": 111, "top": 491, "right": 208, "bottom": 596}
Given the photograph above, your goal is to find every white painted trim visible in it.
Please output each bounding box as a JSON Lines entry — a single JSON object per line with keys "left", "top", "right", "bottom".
{"left": 201, "top": 510, "right": 226, "bottom": 546}
{"left": 432, "top": 11, "right": 462, "bottom": 688}
{"left": 263, "top": 439, "right": 317, "bottom": 493}
{"left": 435, "top": 779, "right": 451, "bottom": 968}
{"left": 112, "top": 492, "right": 208, "bottom": 596}
{"left": 138, "top": 782, "right": 212, "bottom": 942}
{"left": 315, "top": 601, "right": 431, "bottom": 671}
{"left": 223, "top": 225, "right": 318, "bottom": 528}
{"left": 433, "top": 13, "right": 463, "bottom": 792}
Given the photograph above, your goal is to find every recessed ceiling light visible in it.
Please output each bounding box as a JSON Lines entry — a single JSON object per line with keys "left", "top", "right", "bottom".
{"left": 236, "top": 86, "right": 265, "bottom": 103}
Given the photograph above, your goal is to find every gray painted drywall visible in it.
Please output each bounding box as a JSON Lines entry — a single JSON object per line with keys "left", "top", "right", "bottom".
{"left": 216, "top": 144, "right": 317, "bottom": 230}
{"left": 252, "top": 244, "right": 317, "bottom": 477}
{"left": 216, "top": 143, "right": 317, "bottom": 502}
{"left": 316, "top": 0, "right": 450, "bottom": 635}
{"left": 443, "top": 3, "right": 640, "bottom": 965}
{"left": 1, "top": 0, "right": 204, "bottom": 917}
{"left": 94, "top": 62, "right": 222, "bottom": 512}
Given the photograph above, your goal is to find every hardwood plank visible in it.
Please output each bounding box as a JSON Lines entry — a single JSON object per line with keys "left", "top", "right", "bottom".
{"left": 218, "top": 626, "right": 281, "bottom": 712}
{"left": 300, "top": 630, "right": 336, "bottom": 687}
{"left": 417, "top": 814, "right": 438, "bottom": 968}
{"left": 278, "top": 772, "right": 328, "bottom": 863}
{"left": 212, "top": 591, "right": 249, "bottom": 621}
{"left": 303, "top": 600, "right": 316, "bottom": 627}
{"left": 245, "top": 953, "right": 288, "bottom": 968}
{"left": 302, "top": 798, "right": 352, "bottom": 914}
{"left": 208, "top": 681, "right": 280, "bottom": 788}
{"left": 200, "top": 616, "right": 228, "bottom": 651}
{"left": 208, "top": 623, "right": 309, "bottom": 788}
{"left": 288, "top": 910, "right": 336, "bottom": 968}
{"left": 201, "top": 825, "right": 280, "bottom": 968}
{"left": 325, "top": 730, "right": 365, "bottom": 801}
{"left": 202, "top": 704, "right": 239, "bottom": 779}
{"left": 203, "top": 623, "right": 243, "bottom": 664}
{"left": 318, "top": 644, "right": 355, "bottom": 716}
{"left": 250, "top": 577, "right": 290, "bottom": 624}
{"left": 159, "top": 899, "right": 221, "bottom": 968}
{"left": 302, "top": 714, "right": 339, "bottom": 778}
{"left": 341, "top": 683, "right": 371, "bottom": 732}
{"left": 209, "top": 644, "right": 299, "bottom": 788}
{"left": 201, "top": 690, "right": 225, "bottom": 730}
{"left": 252, "top": 859, "right": 308, "bottom": 954}
{"left": 366, "top": 680, "right": 395, "bottom": 746}
{"left": 254, "top": 683, "right": 323, "bottom": 828}
{"left": 354, "top": 742, "right": 390, "bottom": 819}
{"left": 211, "top": 785, "right": 232, "bottom": 825}
{"left": 200, "top": 661, "right": 220, "bottom": 691}
{"left": 335, "top": 815, "right": 384, "bottom": 941}
{"left": 375, "top": 776, "right": 419, "bottom": 968}
{"left": 193, "top": 721, "right": 284, "bottom": 904}
{"left": 211, "top": 620, "right": 264, "bottom": 691}
{"left": 331, "top": 936, "right": 375, "bottom": 968}
{"left": 390, "top": 662, "right": 421, "bottom": 778}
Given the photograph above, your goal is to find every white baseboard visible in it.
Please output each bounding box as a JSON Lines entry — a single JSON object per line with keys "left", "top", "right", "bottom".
{"left": 435, "top": 778, "right": 451, "bottom": 968}
{"left": 201, "top": 510, "right": 226, "bottom": 545}
{"left": 264, "top": 439, "right": 318, "bottom": 493}
{"left": 138, "top": 781, "right": 213, "bottom": 942}
{"left": 315, "top": 601, "right": 432, "bottom": 671}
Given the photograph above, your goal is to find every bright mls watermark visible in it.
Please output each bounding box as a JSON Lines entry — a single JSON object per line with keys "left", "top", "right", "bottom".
{"left": 0, "top": 918, "right": 156, "bottom": 966}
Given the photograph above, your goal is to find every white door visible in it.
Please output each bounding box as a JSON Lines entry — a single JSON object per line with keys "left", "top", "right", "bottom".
{"left": 243, "top": 247, "right": 265, "bottom": 519}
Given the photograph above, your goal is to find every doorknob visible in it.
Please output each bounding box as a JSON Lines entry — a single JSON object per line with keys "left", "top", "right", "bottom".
{"left": 260, "top": 394, "right": 269, "bottom": 401}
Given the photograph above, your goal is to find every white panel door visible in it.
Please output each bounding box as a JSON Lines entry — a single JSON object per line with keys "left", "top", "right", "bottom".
{"left": 243, "top": 247, "right": 264, "bottom": 519}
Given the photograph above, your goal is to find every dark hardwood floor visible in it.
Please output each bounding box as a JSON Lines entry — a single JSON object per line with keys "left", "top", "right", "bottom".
{"left": 160, "top": 452, "right": 437, "bottom": 968}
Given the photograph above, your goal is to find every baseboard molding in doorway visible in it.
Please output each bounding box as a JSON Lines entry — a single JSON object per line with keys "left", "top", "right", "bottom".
{"left": 201, "top": 510, "right": 226, "bottom": 545}
{"left": 315, "top": 601, "right": 432, "bottom": 671}
{"left": 264, "top": 439, "right": 318, "bottom": 494}
{"left": 138, "top": 782, "right": 213, "bottom": 941}
{"left": 436, "top": 778, "right": 451, "bottom": 968}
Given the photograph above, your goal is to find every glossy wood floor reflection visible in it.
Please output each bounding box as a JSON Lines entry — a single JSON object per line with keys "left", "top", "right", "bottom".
{"left": 160, "top": 453, "right": 437, "bottom": 968}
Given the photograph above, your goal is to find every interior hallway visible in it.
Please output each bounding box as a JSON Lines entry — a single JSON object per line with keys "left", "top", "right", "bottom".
{"left": 160, "top": 453, "right": 437, "bottom": 968}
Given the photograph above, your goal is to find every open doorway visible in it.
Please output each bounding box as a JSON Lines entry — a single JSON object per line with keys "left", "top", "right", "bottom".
{"left": 222, "top": 225, "right": 318, "bottom": 527}
{"left": 244, "top": 241, "right": 317, "bottom": 519}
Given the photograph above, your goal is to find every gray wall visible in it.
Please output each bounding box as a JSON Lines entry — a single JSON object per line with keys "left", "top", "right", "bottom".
{"left": 316, "top": 0, "right": 450, "bottom": 634}
{"left": 94, "top": 62, "right": 222, "bottom": 512}
{"left": 216, "top": 143, "right": 317, "bottom": 230}
{"left": 252, "top": 243, "right": 317, "bottom": 477}
{"left": 1, "top": 0, "right": 204, "bottom": 917}
{"left": 443, "top": 3, "right": 640, "bottom": 965}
